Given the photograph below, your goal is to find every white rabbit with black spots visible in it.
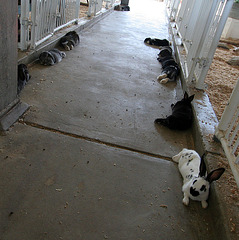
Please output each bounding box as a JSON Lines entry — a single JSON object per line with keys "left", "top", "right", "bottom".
{"left": 172, "top": 148, "right": 225, "bottom": 208}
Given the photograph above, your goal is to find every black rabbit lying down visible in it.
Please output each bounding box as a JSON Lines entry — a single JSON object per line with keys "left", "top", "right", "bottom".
{"left": 144, "top": 38, "right": 170, "bottom": 47}
{"left": 157, "top": 46, "right": 180, "bottom": 83}
{"left": 154, "top": 92, "right": 194, "bottom": 130}
{"left": 60, "top": 31, "right": 80, "bottom": 51}
{"left": 39, "top": 49, "right": 66, "bottom": 66}
{"left": 18, "top": 64, "right": 31, "bottom": 94}
{"left": 157, "top": 46, "right": 173, "bottom": 59}
{"left": 157, "top": 64, "right": 180, "bottom": 83}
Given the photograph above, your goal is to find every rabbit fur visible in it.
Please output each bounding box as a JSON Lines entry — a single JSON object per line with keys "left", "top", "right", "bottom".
{"left": 60, "top": 31, "right": 80, "bottom": 51}
{"left": 39, "top": 49, "right": 66, "bottom": 66}
{"left": 17, "top": 64, "right": 31, "bottom": 94}
{"left": 154, "top": 92, "right": 194, "bottom": 130}
{"left": 144, "top": 38, "right": 170, "bottom": 47}
{"left": 157, "top": 46, "right": 180, "bottom": 83}
{"left": 172, "top": 148, "right": 225, "bottom": 208}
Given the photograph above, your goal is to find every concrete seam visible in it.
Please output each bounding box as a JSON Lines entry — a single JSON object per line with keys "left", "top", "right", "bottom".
{"left": 18, "top": 119, "right": 173, "bottom": 162}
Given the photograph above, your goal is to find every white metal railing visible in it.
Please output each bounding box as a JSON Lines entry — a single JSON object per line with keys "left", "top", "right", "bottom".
{"left": 87, "top": 0, "right": 103, "bottom": 16}
{"left": 165, "top": 0, "right": 181, "bottom": 21}
{"left": 18, "top": 0, "right": 81, "bottom": 50}
{"left": 215, "top": 79, "right": 239, "bottom": 187}
{"left": 87, "top": 0, "right": 117, "bottom": 17}
{"left": 167, "top": 0, "right": 234, "bottom": 90}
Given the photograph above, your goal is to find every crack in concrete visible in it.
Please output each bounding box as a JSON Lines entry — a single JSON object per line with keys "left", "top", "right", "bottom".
{"left": 19, "top": 119, "right": 173, "bottom": 162}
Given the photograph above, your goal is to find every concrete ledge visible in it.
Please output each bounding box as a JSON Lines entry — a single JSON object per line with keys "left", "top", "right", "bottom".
{"left": 18, "top": 7, "right": 115, "bottom": 65}
{"left": 0, "top": 99, "right": 29, "bottom": 132}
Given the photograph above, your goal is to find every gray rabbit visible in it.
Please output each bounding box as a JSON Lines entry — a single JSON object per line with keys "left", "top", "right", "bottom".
{"left": 39, "top": 49, "right": 66, "bottom": 66}
{"left": 60, "top": 31, "right": 80, "bottom": 51}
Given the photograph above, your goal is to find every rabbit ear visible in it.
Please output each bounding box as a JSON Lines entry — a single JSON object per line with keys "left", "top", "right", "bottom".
{"left": 184, "top": 92, "right": 189, "bottom": 99}
{"left": 199, "top": 154, "right": 207, "bottom": 177}
{"left": 188, "top": 94, "right": 195, "bottom": 102}
{"left": 206, "top": 168, "right": 225, "bottom": 183}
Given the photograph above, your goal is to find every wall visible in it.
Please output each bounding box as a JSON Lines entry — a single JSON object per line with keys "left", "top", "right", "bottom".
{"left": 221, "top": 2, "right": 239, "bottom": 39}
{"left": 222, "top": 17, "right": 239, "bottom": 39}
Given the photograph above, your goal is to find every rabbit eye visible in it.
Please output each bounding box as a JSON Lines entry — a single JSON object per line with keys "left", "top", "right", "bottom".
{"left": 200, "top": 185, "right": 206, "bottom": 192}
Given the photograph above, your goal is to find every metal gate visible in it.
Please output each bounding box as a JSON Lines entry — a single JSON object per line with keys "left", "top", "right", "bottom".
{"left": 166, "top": 0, "right": 234, "bottom": 90}
{"left": 18, "top": 0, "right": 80, "bottom": 50}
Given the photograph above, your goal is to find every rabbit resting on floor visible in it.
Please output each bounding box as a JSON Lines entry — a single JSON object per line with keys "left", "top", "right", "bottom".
{"left": 157, "top": 46, "right": 180, "bottom": 83}
{"left": 144, "top": 38, "right": 170, "bottom": 47}
{"left": 154, "top": 92, "right": 194, "bottom": 130}
{"left": 39, "top": 49, "right": 66, "bottom": 66}
{"left": 172, "top": 148, "right": 225, "bottom": 208}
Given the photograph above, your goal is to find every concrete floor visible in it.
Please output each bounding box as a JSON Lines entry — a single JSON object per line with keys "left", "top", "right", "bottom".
{"left": 0, "top": 0, "right": 223, "bottom": 239}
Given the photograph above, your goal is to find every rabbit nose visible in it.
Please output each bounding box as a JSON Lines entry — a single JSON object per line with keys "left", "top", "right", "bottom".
{"left": 190, "top": 187, "right": 199, "bottom": 196}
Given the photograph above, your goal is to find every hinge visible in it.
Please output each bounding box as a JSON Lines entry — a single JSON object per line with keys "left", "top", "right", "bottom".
{"left": 192, "top": 57, "right": 209, "bottom": 68}
{"left": 21, "top": 18, "right": 32, "bottom": 26}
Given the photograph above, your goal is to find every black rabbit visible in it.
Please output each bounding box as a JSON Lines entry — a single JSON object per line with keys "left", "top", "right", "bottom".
{"left": 17, "top": 64, "right": 31, "bottom": 94}
{"left": 144, "top": 38, "right": 170, "bottom": 47}
{"left": 157, "top": 46, "right": 173, "bottom": 60}
{"left": 157, "top": 46, "right": 180, "bottom": 83}
{"left": 155, "top": 92, "right": 195, "bottom": 130}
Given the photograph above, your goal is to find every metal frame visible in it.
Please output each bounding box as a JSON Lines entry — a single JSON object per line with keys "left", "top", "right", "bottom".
{"left": 170, "top": 0, "right": 234, "bottom": 90}
{"left": 215, "top": 79, "right": 239, "bottom": 187}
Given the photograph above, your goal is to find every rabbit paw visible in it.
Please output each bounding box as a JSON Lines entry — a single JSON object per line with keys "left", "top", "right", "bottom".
{"left": 201, "top": 200, "right": 208, "bottom": 208}
{"left": 160, "top": 78, "right": 170, "bottom": 84}
{"left": 157, "top": 74, "right": 167, "bottom": 81}
{"left": 183, "top": 196, "right": 189, "bottom": 206}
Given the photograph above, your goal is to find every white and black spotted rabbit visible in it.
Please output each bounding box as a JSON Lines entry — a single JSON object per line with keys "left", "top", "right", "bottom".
{"left": 172, "top": 148, "right": 225, "bottom": 208}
